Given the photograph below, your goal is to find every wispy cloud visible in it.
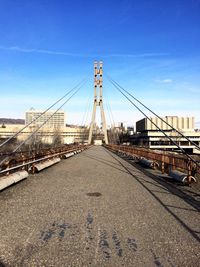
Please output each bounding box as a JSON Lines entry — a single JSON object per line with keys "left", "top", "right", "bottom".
{"left": 155, "top": 78, "right": 173, "bottom": 84}
{"left": 0, "top": 46, "right": 83, "bottom": 57}
{"left": 0, "top": 46, "right": 169, "bottom": 58}
{"left": 104, "top": 53, "right": 169, "bottom": 58}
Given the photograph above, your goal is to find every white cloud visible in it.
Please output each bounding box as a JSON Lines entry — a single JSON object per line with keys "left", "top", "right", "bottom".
{"left": 155, "top": 79, "right": 173, "bottom": 84}
{"left": 0, "top": 46, "right": 84, "bottom": 57}
{"left": 163, "top": 79, "right": 173, "bottom": 83}
{"left": 104, "top": 53, "right": 169, "bottom": 58}
{"left": 0, "top": 46, "right": 169, "bottom": 58}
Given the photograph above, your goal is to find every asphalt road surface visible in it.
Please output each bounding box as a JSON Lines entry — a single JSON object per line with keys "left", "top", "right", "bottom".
{"left": 0, "top": 146, "right": 200, "bottom": 266}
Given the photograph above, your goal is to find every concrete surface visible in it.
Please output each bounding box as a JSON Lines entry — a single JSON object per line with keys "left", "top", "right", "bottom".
{"left": 0, "top": 146, "right": 199, "bottom": 266}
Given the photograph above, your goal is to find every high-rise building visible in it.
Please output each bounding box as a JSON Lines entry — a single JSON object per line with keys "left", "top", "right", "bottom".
{"left": 25, "top": 109, "right": 66, "bottom": 128}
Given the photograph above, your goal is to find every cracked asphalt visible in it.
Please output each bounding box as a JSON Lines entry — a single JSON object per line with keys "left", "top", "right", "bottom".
{"left": 0, "top": 146, "right": 200, "bottom": 266}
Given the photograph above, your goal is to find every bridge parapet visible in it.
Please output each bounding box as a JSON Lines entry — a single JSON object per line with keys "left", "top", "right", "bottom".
{"left": 0, "top": 144, "right": 91, "bottom": 177}
{"left": 104, "top": 144, "right": 199, "bottom": 184}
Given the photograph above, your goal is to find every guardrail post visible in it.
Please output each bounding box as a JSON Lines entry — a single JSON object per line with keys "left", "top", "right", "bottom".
{"left": 6, "top": 163, "right": 10, "bottom": 176}
{"left": 172, "top": 157, "right": 175, "bottom": 170}
{"left": 161, "top": 155, "right": 165, "bottom": 174}
{"left": 187, "top": 160, "right": 192, "bottom": 184}
{"left": 21, "top": 154, "right": 25, "bottom": 171}
{"left": 168, "top": 157, "right": 174, "bottom": 175}
{"left": 32, "top": 153, "right": 36, "bottom": 174}
{"left": 153, "top": 161, "right": 156, "bottom": 169}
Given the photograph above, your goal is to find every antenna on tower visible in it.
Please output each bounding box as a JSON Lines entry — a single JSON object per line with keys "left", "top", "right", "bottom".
{"left": 88, "top": 61, "right": 108, "bottom": 144}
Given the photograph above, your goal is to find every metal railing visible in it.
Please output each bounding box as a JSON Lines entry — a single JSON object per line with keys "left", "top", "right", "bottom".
{"left": 104, "top": 144, "right": 200, "bottom": 183}
{"left": 0, "top": 144, "right": 91, "bottom": 176}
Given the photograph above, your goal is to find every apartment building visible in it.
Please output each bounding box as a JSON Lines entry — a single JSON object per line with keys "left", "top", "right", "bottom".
{"left": 25, "top": 109, "right": 66, "bottom": 128}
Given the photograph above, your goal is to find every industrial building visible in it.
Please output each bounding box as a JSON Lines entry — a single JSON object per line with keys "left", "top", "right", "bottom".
{"left": 132, "top": 116, "right": 200, "bottom": 154}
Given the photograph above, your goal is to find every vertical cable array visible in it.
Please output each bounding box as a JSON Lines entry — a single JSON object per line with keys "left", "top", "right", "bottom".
{"left": 107, "top": 75, "right": 200, "bottom": 151}
{"left": 0, "top": 81, "right": 85, "bottom": 166}
{"left": 0, "top": 80, "right": 86, "bottom": 148}
{"left": 106, "top": 75, "right": 200, "bottom": 168}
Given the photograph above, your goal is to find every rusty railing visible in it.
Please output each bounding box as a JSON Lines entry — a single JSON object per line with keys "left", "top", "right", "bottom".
{"left": 104, "top": 144, "right": 200, "bottom": 182}
{"left": 0, "top": 144, "right": 91, "bottom": 176}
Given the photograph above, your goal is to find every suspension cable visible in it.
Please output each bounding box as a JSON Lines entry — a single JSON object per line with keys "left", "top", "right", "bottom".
{"left": 81, "top": 90, "right": 92, "bottom": 127}
{"left": 105, "top": 101, "right": 112, "bottom": 127}
{"left": 105, "top": 101, "right": 114, "bottom": 143}
{"left": 0, "top": 80, "right": 85, "bottom": 148}
{"left": 104, "top": 86, "right": 117, "bottom": 143}
{"left": 106, "top": 98, "right": 120, "bottom": 144}
{"left": 81, "top": 99, "right": 90, "bottom": 126}
{"left": 13, "top": 88, "right": 82, "bottom": 153}
{"left": 108, "top": 102, "right": 115, "bottom": 128}
{"left": 0, "top": 84, "right": 83, "bottom": 166}
{"left": 108, "top": 78, "right": 200, "bottom": 168}
{"left": 84, "top": 101, "right": 92, "bottom": 127}
{"left": 107, "top": 75, "right": 200, "bottom": 151}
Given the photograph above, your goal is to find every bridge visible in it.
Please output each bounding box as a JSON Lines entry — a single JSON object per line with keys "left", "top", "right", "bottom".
{"left": 0, "top": 61, "right": 200, "bottom": 266}
{"left": 0, "top": 146, "right": 200, "bottom": 266}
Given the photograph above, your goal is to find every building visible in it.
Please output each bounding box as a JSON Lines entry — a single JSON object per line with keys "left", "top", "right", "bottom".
{"left": 25, "top": 109, "right": 66, "bottom": 128}
{"left": 132, "top": 116, "right": 200, "bottom": 154}
{"left": 0, "top": 109, "right": 90, "bottom": 145}
{"left": 136, "top": 116, "right": 194, "bottom": 132}
{"left": 0, "top": 123, "right": 89, "bottom": 145}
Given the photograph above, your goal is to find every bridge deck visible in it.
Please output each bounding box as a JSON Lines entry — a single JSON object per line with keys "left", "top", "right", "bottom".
{"left": 0, "top": 146, "right": 199, "bottom": 266}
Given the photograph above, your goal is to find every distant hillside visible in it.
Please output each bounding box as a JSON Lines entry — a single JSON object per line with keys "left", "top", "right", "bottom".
{"left": 0, "top": 118, "right": 25, "bottom": 125}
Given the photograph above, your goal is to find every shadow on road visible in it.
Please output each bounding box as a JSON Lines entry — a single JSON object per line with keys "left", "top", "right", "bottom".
{"left": 83, "top": 153, "right": 129, "bottom": 175}
{"left": 103, "top": 148, "right": 200, "bottom": 243}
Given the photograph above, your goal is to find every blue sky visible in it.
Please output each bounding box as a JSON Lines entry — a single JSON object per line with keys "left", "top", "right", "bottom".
{"left": 0, "top": 0, "right": 200, "bottom": 127}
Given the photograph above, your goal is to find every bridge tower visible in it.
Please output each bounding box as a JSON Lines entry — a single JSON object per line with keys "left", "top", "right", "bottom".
{"left": 88, "top": 61, "right": 108, "bottom": 144}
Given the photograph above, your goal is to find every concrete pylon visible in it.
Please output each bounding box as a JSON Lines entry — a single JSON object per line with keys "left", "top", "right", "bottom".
{"left": 88, "top": 61, "right": 108, "bottom": 144}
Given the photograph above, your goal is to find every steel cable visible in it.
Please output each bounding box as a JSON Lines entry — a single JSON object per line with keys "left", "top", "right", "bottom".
{"left": 107, "top": 75, "right": 200, "bottom": 151}
{"left": 0, "top": 79, "right": 86, "bottom": 148}
{"left": 107, "top": 76, "right": 200, "bottom": 168}
{"left": 13, "top": 87, "right": 82, "bottom": 153}
{"left": 0, "top": 83, "right": 84, "bottom": 166}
